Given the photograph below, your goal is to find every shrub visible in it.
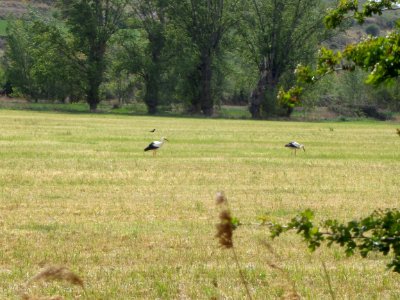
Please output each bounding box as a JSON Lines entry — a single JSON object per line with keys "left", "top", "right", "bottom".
{"left": 365, "top": 24, "right": 380, "bottom": 36}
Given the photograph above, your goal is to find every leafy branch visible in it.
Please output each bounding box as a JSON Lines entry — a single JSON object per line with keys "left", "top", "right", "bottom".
{"left": 277, "top": 0, "right": 400, "bottom": 110}
{"left": 269, "top": 209, "right": 400, "bottom": 273}
{"left": 324, "top": 0, "right": 400, "bottom": 29}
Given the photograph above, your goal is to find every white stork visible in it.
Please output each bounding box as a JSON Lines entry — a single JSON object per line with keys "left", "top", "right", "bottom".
{"left": 285, "top": 141, "right": 305, "bottom": 156}
{"left": 144, "top": 137, "right": 168, "bottom": 156}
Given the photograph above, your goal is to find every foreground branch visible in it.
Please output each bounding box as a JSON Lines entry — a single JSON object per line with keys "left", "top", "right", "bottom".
{"left": 269, "top": 209, "right": 400, "bottom": 273}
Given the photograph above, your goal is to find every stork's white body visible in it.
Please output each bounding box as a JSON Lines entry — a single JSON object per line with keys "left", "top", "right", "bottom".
{"left": 285, "top": 141, "right": 305, "bottom": 156}
{"left": 144, "top": 137, "right": 168, "bottom": 156}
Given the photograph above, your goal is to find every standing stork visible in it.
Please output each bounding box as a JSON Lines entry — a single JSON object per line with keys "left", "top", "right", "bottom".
{"left": 144, "top": 137, "right": 168, "bottom": 156}
{"left": 285, "top": 141, "right": 305, "bottom": 156}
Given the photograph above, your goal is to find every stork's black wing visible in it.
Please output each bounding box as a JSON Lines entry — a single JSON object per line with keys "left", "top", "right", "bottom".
{"left": 144, "top": 142, "right": 158, "bottom": 151}
{"left": 285, "top": 141, "right": 301, "bottom": 148}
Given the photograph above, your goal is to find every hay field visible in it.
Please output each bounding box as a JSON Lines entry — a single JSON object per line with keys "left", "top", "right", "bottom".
{"left": 0, "top": 110, "right": 399, "bottom": 299}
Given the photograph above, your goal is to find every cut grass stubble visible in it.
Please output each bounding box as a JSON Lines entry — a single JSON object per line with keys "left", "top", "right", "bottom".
{"left": 0, "top": 110, "right": 399, "bottom": 299}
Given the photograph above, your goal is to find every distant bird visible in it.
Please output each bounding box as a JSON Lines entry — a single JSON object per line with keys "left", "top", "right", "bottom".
{"left": 144, "top": 137, "right": 168, "bottom": 156}
{"left": 285, "top": 141, "right": 305, "bottom": 156}
{"left": 397, "top": 128, "right": 400, "bottom": 137}
{"left": 149, "top": 129, "right": 156, "bottom": 133}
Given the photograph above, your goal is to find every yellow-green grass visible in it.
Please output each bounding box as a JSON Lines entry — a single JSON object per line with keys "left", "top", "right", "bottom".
{"left": 0, "top": 109, "right": 399, "bottom": 299}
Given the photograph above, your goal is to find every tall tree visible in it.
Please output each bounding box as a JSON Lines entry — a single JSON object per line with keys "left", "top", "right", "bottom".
{"left": 58, "top": 0, "right": 128, "bottom": 111}
{"left": 242, "top": 0, "right": 328, "bottom": 118}
{"left": 169, "top": 0, "right": 240, "bottom": 116}
{"left": 130, "top": 0, "right": 168, "bottom": 114}
{"left": 4, "top": 20, "right": 38, "bottom": 100}
{"left": 103, "top": 0, "right": 170, "bottom": 114}
{"left": 4, "top": 17, "right": 82, "bottom": 102}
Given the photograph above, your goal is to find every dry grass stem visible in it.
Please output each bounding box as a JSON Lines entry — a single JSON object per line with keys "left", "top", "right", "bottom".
{"left": 19, "top": 266, "right": 84, "bottom": 300}
{"left": 261, "top": 241, "right": 301, "bottom": 299}
{"left": 215, "top": 191, "right": 227, "bottom": 205}
{"left": 216, "top": 210, "right": 234, "bottom": 249}
{"left": 321, "top": 261, "right": 336, "bottom": 300}
{"left": 215, "top": 192, "right": 253, "bottom": 300}
{"left": 231, "top": 247, "right": 253, "bottom": 300}
{"left": 26, "top": 266, "right": 84, "bottom": 288}
{"left": 215, "top": 192, "right": 233, "bottom": 249}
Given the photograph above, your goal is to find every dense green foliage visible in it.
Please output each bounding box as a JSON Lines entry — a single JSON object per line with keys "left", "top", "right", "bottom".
{"left": 0, "top": 20, "right": 7, "bottom": 36}
{"left": 279, "top": 0, "right": 400, "bottom": 110}
{"left": 167, "top": 0, "right": 242, "bottom": 116}
{"left": 57, "top": 0, "right": 129, "bottom": 111}
{"left": 128, "top": 0, "right": 168, "bottom": 114}
{"left": 3, "top": 18, "right": 81, "bottom": 101}
{"left": 242, "top": 0, "right": 330, "bottom": 118}
{"left": 1, "top": 0, "right": 330, "bottom": 116}
{"left": 270, "top": 209, "right": 400, "bottom": 273}
{"left": 1, "top": 0, "right": 400, "bottom": 117}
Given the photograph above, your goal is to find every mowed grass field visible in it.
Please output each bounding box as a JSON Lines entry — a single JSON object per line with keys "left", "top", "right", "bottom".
{"left": 0, "top": 110, "right": 399, "bottom": 299}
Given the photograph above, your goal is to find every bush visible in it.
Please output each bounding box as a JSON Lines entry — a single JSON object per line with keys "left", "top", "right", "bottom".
{"left": 365, "top": 24, "right": 380, "bottom": 36}
{"left": 302, "top": 69, "right": 400, "bottom": 118}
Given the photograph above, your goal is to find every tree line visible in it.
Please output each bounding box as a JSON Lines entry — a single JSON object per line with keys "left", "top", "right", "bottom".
{"left": 2, "top": 0, "right": 400, "bottom": 118}
{"left": 1, "top": 0, "right": 332, "bottom": 117}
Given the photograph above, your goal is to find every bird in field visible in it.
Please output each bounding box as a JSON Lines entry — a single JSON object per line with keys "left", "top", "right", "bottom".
{"left": 149, "top": 129, "right": 156, "bottom": 132}
{"left": 396, "top": 128, "right": 400, "bottom": 137}
{"left": 285, "top": 141, "right": 305, "bottom": 156}
{"left": 144, "top": 137, "right": 168, "bottom": 156}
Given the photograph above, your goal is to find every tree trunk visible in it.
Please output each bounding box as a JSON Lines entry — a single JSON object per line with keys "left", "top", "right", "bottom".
{"left": 86, "top": 43, "right": 106, "bottom": 112}
{"left": 87, "top": 84, "right": 100, "bottom": 112}
{"left": 87, "top": 63, "right": 102, "bottom": 112}
{"left": 199, "top": 52, "right": 213, "bottom": 116}
{"left": 144, "top": 42, "right": 162, "bottom": 114}
{"left": 263, "top": 79, "right": 279, "bottom": 117}
{"left": 187, "top": 68, "right": 201, "bottom": 114}
{"left": 144, "top": 27, "right": 165, "bottom": 115}
{"left": 249, "top": 65, "right": 267, "bottom": 119}
{"left": 144, "top": 74, "right": 159, "bottom": 115}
